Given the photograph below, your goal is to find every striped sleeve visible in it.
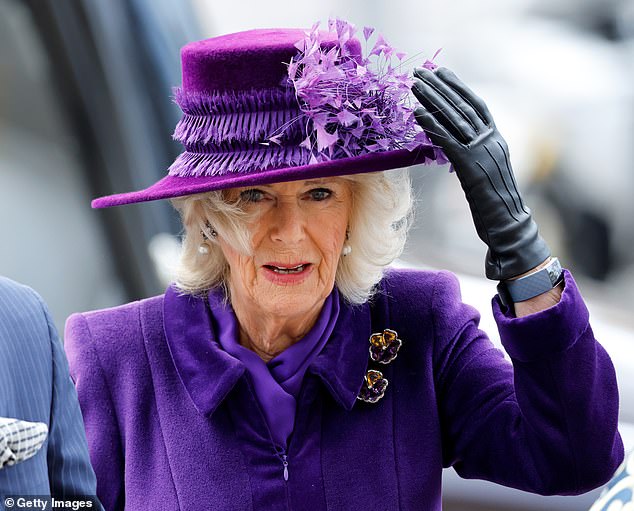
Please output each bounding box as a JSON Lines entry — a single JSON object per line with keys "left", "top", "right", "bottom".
{"left": 36, "top": 293, "right": 101, "bottom": 501}
{"left": 0, "top": 277, "right": 101, "bottom": 507}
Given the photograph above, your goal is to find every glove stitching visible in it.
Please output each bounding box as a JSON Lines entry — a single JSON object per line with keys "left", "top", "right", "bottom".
{"left": 475, "top": 161, "right": 520, "bottom": 223}
{"left": 498, "top": 140, "right": 530, "bottom": 215}
{"left": 484, "top": 145, "right": 522, "bottom": 218}
{"left": 465, "top": 186, "right": 502, "bottom": 275}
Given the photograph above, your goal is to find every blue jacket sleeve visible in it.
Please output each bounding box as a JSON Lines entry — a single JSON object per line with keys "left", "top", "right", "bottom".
{"left": 433, "top": 270, "right": 623, "bottom": 495}
{"left": 30, "top": 294, "right": 101, "bottom": 507}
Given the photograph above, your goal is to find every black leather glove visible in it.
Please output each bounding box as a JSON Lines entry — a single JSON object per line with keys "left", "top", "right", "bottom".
{"left": 411, "top": 67, "right": 550, "bottom": 280}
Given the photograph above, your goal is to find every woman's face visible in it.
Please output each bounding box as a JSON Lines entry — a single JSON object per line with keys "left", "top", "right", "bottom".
{"left": 219, "top": 178, "right": 352, "bottom": 318}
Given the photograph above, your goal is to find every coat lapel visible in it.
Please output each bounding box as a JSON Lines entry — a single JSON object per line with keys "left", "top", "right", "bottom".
{"left": 163, "top": 285, "right": 245, "bottom": 417}
{"left": 307, "top": 296, "right": 372, "bottom": 410}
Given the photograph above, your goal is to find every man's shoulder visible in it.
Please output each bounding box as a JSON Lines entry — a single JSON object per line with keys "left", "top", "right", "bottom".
{"left": 0, "top": 275, "right": 35, "bottom": 295}
{"left": 0, "top": 276, "right": 45, "bottom": 312}
{"left": 0, "top": 276, "right": 50, "bottom": 338}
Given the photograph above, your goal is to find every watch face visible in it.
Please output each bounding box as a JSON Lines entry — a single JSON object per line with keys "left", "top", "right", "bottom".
{"left": 547, "top": 259, "right": 562, "bottom": 284}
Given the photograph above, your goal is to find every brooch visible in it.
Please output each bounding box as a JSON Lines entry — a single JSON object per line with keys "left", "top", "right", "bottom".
{"left": 357, "top": 328, "right": 402, "bottom": 404}
{"left": 369, "top": 329, "right": 402, "bottom": 364}
{"left": 357, "top": 370, "right": 388, "bottom": 403}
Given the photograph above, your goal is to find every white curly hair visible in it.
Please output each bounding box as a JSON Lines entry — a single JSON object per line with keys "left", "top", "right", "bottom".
{"left": 170, "top": 168, "right": 413, "bottom": 305}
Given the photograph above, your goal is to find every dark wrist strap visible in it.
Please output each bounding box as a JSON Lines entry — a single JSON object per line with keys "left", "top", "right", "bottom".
{"left": 497, "top": 257, "right": 563, "bottom": 307}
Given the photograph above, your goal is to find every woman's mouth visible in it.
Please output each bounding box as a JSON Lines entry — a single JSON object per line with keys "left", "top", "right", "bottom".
{"left": 264, "top": 263, "right": 309, "bottom": 274}
{"left": 262, "top": 263, "right": 313, "bottom": 284}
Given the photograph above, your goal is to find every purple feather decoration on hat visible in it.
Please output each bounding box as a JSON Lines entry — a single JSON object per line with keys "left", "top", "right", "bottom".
{"left": 285, "top": 19, "right": 447, "bottom": 164}
{"left": 168, "top": 19, "right": 447, "bottom": 179}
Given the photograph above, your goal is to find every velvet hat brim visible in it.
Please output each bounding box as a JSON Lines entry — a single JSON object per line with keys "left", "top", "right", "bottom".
{"left": 91, "top": 146, "right": 436, "bottom": 208}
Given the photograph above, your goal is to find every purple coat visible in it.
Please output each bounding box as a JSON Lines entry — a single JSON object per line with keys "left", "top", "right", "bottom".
{"left": 64, "top": 269, "right": 623, "bottom": 510}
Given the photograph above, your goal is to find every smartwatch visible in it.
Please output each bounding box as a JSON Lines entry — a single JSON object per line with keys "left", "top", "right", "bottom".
{"left": 497, "top": 257, "right": 563, "bottom": 307}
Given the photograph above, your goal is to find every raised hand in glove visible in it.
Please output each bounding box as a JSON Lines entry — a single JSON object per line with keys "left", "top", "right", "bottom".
{"left": 411, "top": 67, "right": 551, "bottom": 281}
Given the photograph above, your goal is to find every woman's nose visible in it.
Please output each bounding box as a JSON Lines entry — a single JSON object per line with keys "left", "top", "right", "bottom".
{"left": 269, "top": 201, "right": 306, "bottom": 245}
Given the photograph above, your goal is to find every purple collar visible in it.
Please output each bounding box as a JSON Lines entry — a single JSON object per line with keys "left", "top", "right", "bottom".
{"left": 163, "top": 285, "right": 371, "bottom": 417}
{"left": 209, "top": 288, "right": 340, "bottom": 447}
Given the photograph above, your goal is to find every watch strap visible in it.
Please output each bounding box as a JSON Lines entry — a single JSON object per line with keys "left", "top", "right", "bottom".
{"left": 497, "top": 257, "right": 563, "bottom": 306}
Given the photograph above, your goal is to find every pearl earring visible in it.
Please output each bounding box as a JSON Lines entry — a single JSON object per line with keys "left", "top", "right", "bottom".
{"left": 342, "top": 228, "right": 351, "bottom": 256}
{"left": 198, "top": 222, "right": 217, "bottom": 255}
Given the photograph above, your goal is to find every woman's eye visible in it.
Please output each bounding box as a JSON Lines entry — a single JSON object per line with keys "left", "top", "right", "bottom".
{"left": 307, "top": 188, "right": 332, "bottom": 201}
{"left": 240, "top": 189, "right": 266, "bottom": 203}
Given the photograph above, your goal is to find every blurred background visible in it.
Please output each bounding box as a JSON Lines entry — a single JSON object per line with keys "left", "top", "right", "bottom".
{"left": 1, "top": 0, "right": 633, "bottom": 509}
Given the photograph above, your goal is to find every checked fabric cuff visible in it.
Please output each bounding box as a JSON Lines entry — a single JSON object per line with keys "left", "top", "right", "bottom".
{"left": 0, "top": 417, "right": 48, "bottom": 469}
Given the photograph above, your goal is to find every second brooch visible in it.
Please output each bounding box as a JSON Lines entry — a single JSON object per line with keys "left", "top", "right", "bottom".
{"left": 357, "top": 370, "right": 388, "bottom": 403}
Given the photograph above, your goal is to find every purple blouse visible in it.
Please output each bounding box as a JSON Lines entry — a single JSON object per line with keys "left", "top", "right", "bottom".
{"left": 209, "top": 288, "right": 340, "bottom": 447}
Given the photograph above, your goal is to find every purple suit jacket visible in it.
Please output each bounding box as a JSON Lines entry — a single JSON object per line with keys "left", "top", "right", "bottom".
{"left": 64, "top": 269, "right": 623, "bottom": 511}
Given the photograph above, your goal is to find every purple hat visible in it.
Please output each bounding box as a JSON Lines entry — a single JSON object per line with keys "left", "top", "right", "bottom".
{"left": 92, "top": 21, "right": 446, "bottom": 208}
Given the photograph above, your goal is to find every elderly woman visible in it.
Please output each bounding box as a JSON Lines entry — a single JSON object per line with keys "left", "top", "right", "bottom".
{"left": 65, "top": 22, "right": 623, "bottom": 511}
